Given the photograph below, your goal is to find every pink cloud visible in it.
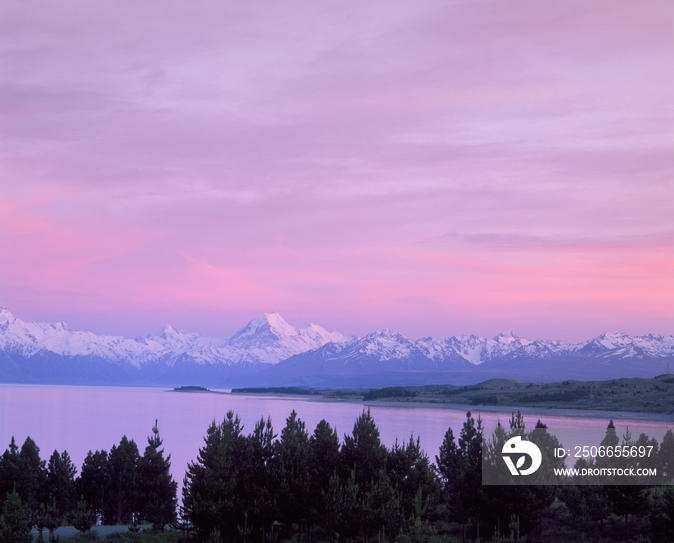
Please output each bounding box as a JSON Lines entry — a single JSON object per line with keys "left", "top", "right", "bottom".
{"left": 1, "top": 0, "right": 673, "bottom": 341}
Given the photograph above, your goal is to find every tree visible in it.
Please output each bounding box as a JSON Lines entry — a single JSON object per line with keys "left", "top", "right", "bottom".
{"left": 19, "top": 437, "right": 46, "bottom": 515}
{"left": 341, "top": 408, "right": 388, "bottom": 490}
{"left": 656, "top": 484, "right": 674, "bottom": 540}
{"left": 398, "top": 488, "right": 437, "bottom": 543}
{"left": 0, "top": 436, "right": 46, "bottom": 518}
{"left": 242, "top": 416, "right": 276, "bottom": 542}
{"left": 0, "top": 437, "right": 21, "bottom": 504}
{"left": 340, "top": 409, "right": 399, "bottom": 540}
{"left": 309, "top": 419, "right": 340, "bottom": 527}
{"left": 388, "top": 434, "right": 438, "bottom": 521}
{"left": 0, "top": 488, "right": 33, "bottom": 543}
{"left": 45, "top": 449, "right": 77, "bottom": 522}
{"left": 482, "top": 412, "right": 566, "bottom": 541}
{"left": 182, "top": 410, "right": 248, "bottom": 540}
{"left": 105, "top": 436, "right": 139, "bottom": 525}
{"left": 362, "top": 467, "right": 402, "bottom": 540}
{"left": 523, "top": 421, "right": 565, "bottom": 538}
{"left": 76, "top": 449, "right": 110, "bottom": 523}
{"left": 36, "top": 499, "right": 60, "bottom": 543}
{"left": 71, "top": 497, "right": 95, "bottom": 536}
{"left": 322, "top": 469, "right": 363, "bottom": 541}
{"left": 561, "top": 466, "right": 611, "bottom": 538}
{"left": 271, "top": 410, "right": 312, "bottom": 530}
{"left": 454, "top": 411, "right": 485, "bottom": 541}
{"left": 136, "top": 420, "right": 178, "bottom": 530}
{"left": 660, "top": 429, "right": 674, "bottom": 482}
{"left": 436, "top": 426, "right": 460, "bottom": 494}
{"left": 604, "top": 427, "right": 649, "bottom": 538}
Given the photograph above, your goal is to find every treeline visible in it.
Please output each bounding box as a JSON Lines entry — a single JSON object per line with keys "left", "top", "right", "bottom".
{"left": 180, "top": 409, "right": 674, "bottom": 542}
{"left": 181, "top": 409, "right": 438, "bottom": 543}
{"left": 517, "top": 389, "right": 589, "bottom": 403}
{"left": 0, "top": 421, "right": 177, "bottom": 542}
{"left": 362, "top": 387, "right": 417, "bottom": 401}
{"left": 464, "top": 412, "right": 674, "bottom": 541}
{"left": 231, "top": 387, "right": 316, "bottom": 395}
{"left": 5, "top": 411, "right": 674, "bottom": 542}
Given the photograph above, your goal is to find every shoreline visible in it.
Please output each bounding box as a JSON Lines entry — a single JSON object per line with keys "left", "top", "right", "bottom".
{"left": 214, "top": 390, "right": 674, "bottom": 422}
{"left": 3, "top": 381, "right": 672, "bottom": 422}
{"left": 362, "top": 399, "right": 674, "bottom": 422}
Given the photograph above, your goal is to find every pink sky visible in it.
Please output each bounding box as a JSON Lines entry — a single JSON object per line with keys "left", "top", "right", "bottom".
{"left": 1, "top": 0, "right": 673, "bottom": 342}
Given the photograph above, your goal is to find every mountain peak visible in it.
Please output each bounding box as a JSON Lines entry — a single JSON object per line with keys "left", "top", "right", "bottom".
{"left": 0, "top": 307, "right": 16, "bottom": 324}
{"left": 225, "top": 312, "right": 347, "bottom": 361}
{"left": 148, "top": 324, "right": 182, "bottom": 339}
{"left": 598, "top": 331, "right": 627, "bottom": 340}
{"left": 264, "top": 312, "right": 297, "bottom": 335}
{"left": 373, "top": 328, "right": 403, "bottom": 337}
{"left": 363, "top": 329, "right": 411, "bottom": 344}
{"left": 493, "top": 330, "right": 520, "bottom": 344}
{"left": 230, "top": 312, "right": 296, "bottom": 343}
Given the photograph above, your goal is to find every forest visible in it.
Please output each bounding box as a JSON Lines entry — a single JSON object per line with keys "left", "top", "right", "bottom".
{"left": 2, "top": 410, "right": 674, "bottom": 543}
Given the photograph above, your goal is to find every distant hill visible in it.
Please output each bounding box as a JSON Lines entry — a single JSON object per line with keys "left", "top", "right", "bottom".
{"left": 338, "top": 374, "right": 674, "bottom": 414}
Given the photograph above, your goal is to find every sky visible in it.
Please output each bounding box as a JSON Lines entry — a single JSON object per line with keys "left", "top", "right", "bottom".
{"left": 1, "top": 0, "right": 673, "bottom": 343}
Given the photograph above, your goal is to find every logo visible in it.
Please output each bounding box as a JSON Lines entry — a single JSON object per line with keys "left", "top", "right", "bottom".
{"left": 502, "top": 436, "right": 542, "bottom": 476}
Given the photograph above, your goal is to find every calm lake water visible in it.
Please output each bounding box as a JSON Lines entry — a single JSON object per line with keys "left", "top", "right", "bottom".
{"left": 2, "top": 384, "right": 673, "bottom": 494}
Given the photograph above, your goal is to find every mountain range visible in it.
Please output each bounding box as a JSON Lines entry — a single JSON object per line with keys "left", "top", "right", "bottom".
{"left": 1, "top": 307, "right": 673, "bottom": 387}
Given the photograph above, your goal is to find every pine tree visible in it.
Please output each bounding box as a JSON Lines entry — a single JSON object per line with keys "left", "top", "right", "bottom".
{"left": 37, "top": 498, "right": 60, "bottom": 543}
{"left": 45, "top": 449, "right": 77, "bottom": 522}
{"left": 76, "top": 449, "right": 110, "bottom": 523}
{"left": 363, "top": 467, "right": 402, "bottom": 539}
{"left": 605, "top": 427, "right": 649, "bottom": 538}
{"left": 482, "top": 413, "right": 564, "bottom": 540}
{"left": 436, "top": 426, "right": 460, "bottom": 493}
{"left": 0, "top": 437, "right": 21, "bottom": 504}
{"left": 0, "top": 436, "right": 46, "bottom": 517}
{"left": 309, "top": 419, "right": 340, "bottom": 526}
{"left": 71, "top": 497, "right": 95, "bottom": 536}
{"left": 19, "top": 437, "right": 46, "bottom": 515}
{"left": 182, "top": 410, "right": 248, "bottom": 540}
{"left": 455, "top": 411, "right": 485, "bottom": 541}
{"left": 341, "top": 408, "right": 388, "bottom": 490}
{"left": 340, "top": 409, "right": 397, "bottom": 540}
{"left": 136, "top": 420, "right": 178, "bottom": 531}
{"left": 105, "top": 436, "right": 139, "bottom": 525}
{"left": 0, "top": 488, "right": 33, "bottom": 543}
{"left": 525, "top": 421, "right": 564, "bottom": 538}
{"left": 271, "top": 410, "right": 312, "bottom": 529}
{"left": 660, "top": 429, "right": 674, "bottom": 482}
{"left": 242, "top": 415, "right": 276, "bottom": 542}
{"left": 388, "top": 434, "right": 438, "bottom": 521}
{"left": 561, "top": 473, "right": 611, "bottom": 538}
{"left": 322, "top": 469, "right": 363, "bottom": 540}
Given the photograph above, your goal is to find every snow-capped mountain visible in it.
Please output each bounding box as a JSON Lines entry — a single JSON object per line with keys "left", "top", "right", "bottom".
{"left": 225, "top": 312, "right": 350, "bottom": 364}
{"left": 574, "top": 331, "right": 674, "bottom": 359}
{"left": 2, "top": 306, "right": 674, "bottom": 387}
{"left": 0, "top": 308, "right": 351, "bottom": 382}
{"left": 260, "top": 328, "right": 674, "bottom": 387}
{"left": 437, "top": 330, "right": 674, "bottom": 364}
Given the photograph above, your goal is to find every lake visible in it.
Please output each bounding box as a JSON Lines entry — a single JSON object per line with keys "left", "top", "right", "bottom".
{"left": 2, "top": 384, "right": 673, "bottom": 495}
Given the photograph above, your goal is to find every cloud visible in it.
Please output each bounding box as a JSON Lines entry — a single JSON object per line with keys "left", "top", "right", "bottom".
{"left": 1, "top": 0, "right": 673, "bottom": 341}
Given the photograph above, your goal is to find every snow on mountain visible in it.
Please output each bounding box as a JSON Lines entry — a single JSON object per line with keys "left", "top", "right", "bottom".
{"left": 2, "top": 306, "right": 674, "bottom": 384}
{"left": 227, "top": 312, "right": 350, "bottom": 359}
{"left": 0, "top": 308, "right": 351, "bottom": 369}
{"left": 575, "top": 332, "right": 674, "bottom": 359}
{"left": 358, "top": 329, "right": 415, "bottom": 360}
{"left": 294, "top": 326, "right": 674, "bottom": 371}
